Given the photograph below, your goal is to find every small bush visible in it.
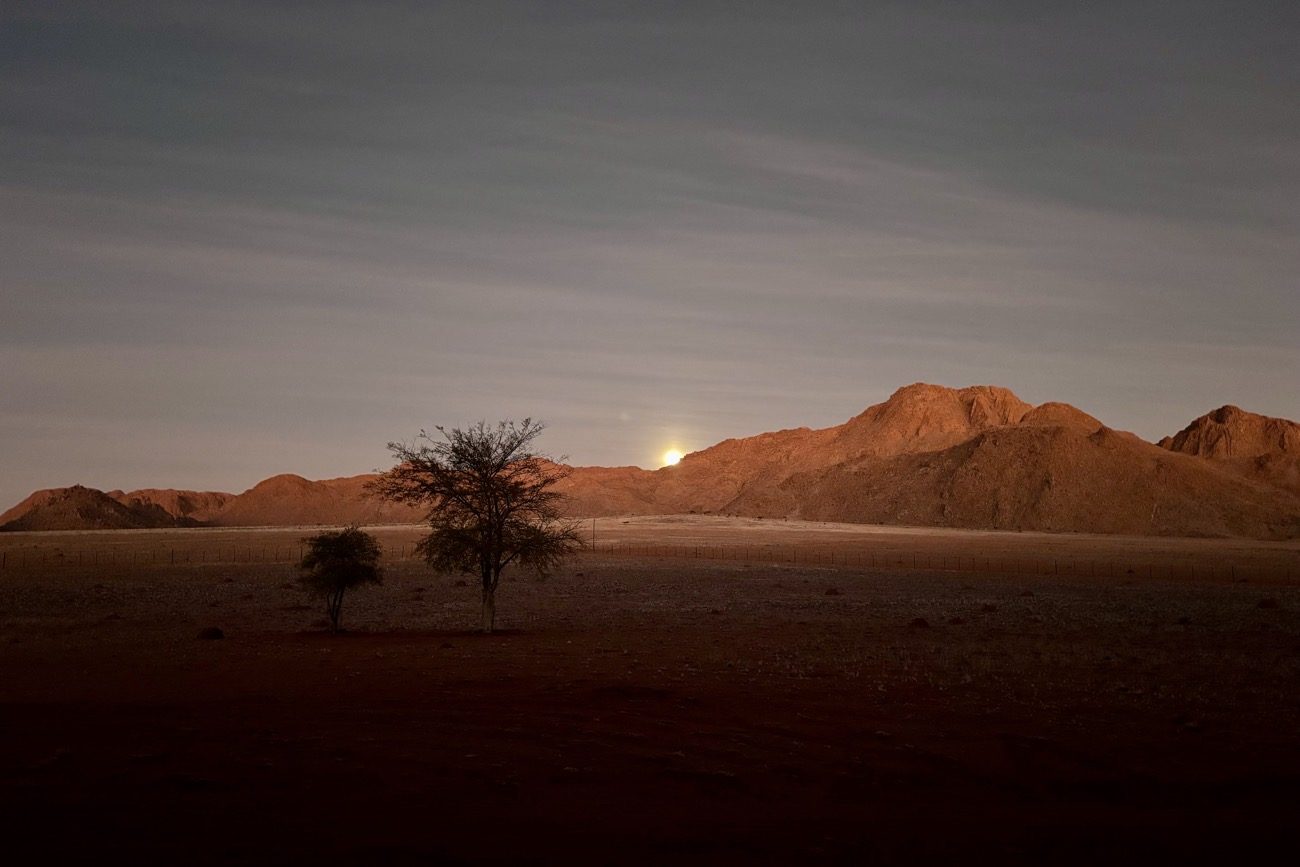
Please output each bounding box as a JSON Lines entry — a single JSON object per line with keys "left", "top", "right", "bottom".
{"left": 300, "top": 527, "right": 383, "bottom": 632}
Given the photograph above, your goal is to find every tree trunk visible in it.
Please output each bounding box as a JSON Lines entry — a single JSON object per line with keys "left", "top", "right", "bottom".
{"left": 481, "top": 586, "right": 496, "bottom": 633}
{"left": 329, "top": 589, "right": 344, "bottom": 632}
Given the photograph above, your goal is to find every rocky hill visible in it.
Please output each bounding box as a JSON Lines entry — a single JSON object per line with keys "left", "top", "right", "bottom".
{"left": 1159, "top": 405, "right": 1300, "bottom": 458}
{"left": 0, "top": 486, "right": 196, "bottom": 531}
{"left": 555, "top": 385, "right": 1299, "bottom": 539}
{"left": 4, "top": 384, "right": 1298, "bottom": 539}
{"left": 208, "top": 474, "right": 423, "bottom": 527}
{"left": 106, "top": 489, "right": 235, "bottom": 523}
{"left": 1158, "top": 405, "right": 1300, "bottom": 497}
{"left": 759, "top": 425, "right": 1296, "bottom": 538}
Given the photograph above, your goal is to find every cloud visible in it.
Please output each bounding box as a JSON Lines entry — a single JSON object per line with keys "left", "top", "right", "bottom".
{"left": 0, "top": 1, "right": 1296, "bottom": 506}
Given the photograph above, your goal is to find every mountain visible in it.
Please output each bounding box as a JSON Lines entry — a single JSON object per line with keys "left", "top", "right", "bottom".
{"left": 1019, "top": 402, "right": 1104, "bottom": 430}
{"left": 0, "top": 476, "right": 420, "bottom": 531}
{"left": 1157, "top": 406, "right": 1300, "bottom": 498}
{"left": 560, "top": 384, "right": 1037, "bottom": 516}
{"left": 0, "top": 486, "right": 193, "bottom": 531}
{"left": 660, "top": 384, "right": 1034, "bottom": 519}
{"left": 3, "top": 384, "right": 1298, "bottom": 539}
{"left": 106, "top": 489, "right": 235, "bottom": 523}
{"left": 758, "top": 425, "right": 1297, "bottom": 538}
{"left": 1159, "top": 405, "right": 1300, "bottom": 459}
{"left": 550, "top": 465, "right": 662, "bottom": 516}
{"left": 208, "top": 474, "right": 423, "bottom": 527}
{"left": 558, "top": 385, "right": 1300, "bottom": 539}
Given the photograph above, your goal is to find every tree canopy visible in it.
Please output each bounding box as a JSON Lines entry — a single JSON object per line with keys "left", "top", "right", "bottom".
{"left": 299, "top": 526, "right": 383, "bottom": 632}
{"left": 369, "top": 419, "right": 582, "bottom": 632}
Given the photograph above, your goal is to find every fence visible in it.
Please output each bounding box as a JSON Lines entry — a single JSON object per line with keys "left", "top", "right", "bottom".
{"left": 0, "top": 540, "right": 1294, "bottom": 582}
{"left": 587, "top": 542, "right": 1297, "bottom": 583}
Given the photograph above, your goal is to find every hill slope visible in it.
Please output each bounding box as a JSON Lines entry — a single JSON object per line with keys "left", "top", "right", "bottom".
{"left": 762, "top": 426, "right": 1298, "bottom": 538}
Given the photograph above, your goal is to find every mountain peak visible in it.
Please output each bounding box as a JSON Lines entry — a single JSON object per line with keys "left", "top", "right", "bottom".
{"left": 1160, "top": 405, "right": 1300, "bottom": 459}
{"left": 1021, "top": 402, "right": 1103, "bottom": 431}
{"left": 0, "top": 485, "right": 186, "bottom": 531}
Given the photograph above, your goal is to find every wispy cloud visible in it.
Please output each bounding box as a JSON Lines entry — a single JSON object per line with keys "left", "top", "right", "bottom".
{"left": 0, "top": 1, "right": 1296, "bottom": 505}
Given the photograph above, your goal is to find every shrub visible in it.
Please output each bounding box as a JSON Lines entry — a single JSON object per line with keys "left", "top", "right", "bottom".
{"left": 299, "top": 527, "right": 383, "bottom": 632}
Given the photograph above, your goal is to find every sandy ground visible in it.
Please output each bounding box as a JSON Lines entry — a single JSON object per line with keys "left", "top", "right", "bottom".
{"left": 2, "top": 518, "right": 1299, "bottom": 864}
{"left": 3, "top": 515, "right": 1299, "bottom": 578}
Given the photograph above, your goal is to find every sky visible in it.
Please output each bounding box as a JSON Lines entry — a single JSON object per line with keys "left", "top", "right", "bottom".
{"left": 2, "top": 1, "right": 1298, "bottom": 507}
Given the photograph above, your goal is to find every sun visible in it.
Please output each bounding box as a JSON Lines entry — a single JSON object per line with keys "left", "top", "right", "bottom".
{"left": 662, "top": 448, "right": 683, "bottom": 467}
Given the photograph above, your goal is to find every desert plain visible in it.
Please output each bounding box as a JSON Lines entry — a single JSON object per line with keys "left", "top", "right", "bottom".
{"left": 2, "top": 516, "right": 1299, "bottom": 864}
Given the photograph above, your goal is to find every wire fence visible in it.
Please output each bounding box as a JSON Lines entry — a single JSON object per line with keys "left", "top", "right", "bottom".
{"left": 588, "top": 542, "right": 1298, "bottom": 583}
{"left": 2, "top": 540, "right": 1293, "bottom": 582}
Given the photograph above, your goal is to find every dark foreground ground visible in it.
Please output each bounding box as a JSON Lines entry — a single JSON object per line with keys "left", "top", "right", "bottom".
{"left": 2, "top": 525, "right": 1300, "bottom": 864}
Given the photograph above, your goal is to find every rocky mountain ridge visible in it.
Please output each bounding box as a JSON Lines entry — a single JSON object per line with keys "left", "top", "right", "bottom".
{"left": 4, "top": 384, "right": 1297, "bottom": 539}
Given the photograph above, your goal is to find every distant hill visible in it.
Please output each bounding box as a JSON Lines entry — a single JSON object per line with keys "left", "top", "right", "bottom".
{"left": 209, "top": 474, "right": 423, "bottom": 527}
{"left": 1159, "top": 405, "right": 1300, "bottom": 458}
{"left": 757, "top": 425, "right": 1297, "bottom": 538}
{"left": 0, "top": 486, "right": 194, "bottom": 531}
{"left": 556, "top": 384, "right": 1300, "bottom": 539}
{"left": 659, "top": 384, "right": 1036, "bottom": 515}
{"left": 106, "top": 489, "right": 235, "bottom": 523}
{"left": 4, "top": 384, "right": 1298, "bottom": 539}
{"left": 1158, "top": 405, "right": 1300, "bottom": 498}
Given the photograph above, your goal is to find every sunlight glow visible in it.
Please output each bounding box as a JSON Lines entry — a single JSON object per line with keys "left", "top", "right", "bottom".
{"left": 662, "top": 449, "right": 683, "bottom": 467}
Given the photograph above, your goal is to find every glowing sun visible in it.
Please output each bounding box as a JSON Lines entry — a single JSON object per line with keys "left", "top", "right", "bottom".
{"left": 662, "top": 448, "right": 683, "bottom": 467}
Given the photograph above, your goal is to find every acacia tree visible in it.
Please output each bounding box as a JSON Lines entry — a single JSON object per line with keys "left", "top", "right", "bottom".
{"left": 299, "top": 526, "right": 384, "bottom": 632}
{"left": 369, "top": 419, "right": 583, "bottom": 633}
